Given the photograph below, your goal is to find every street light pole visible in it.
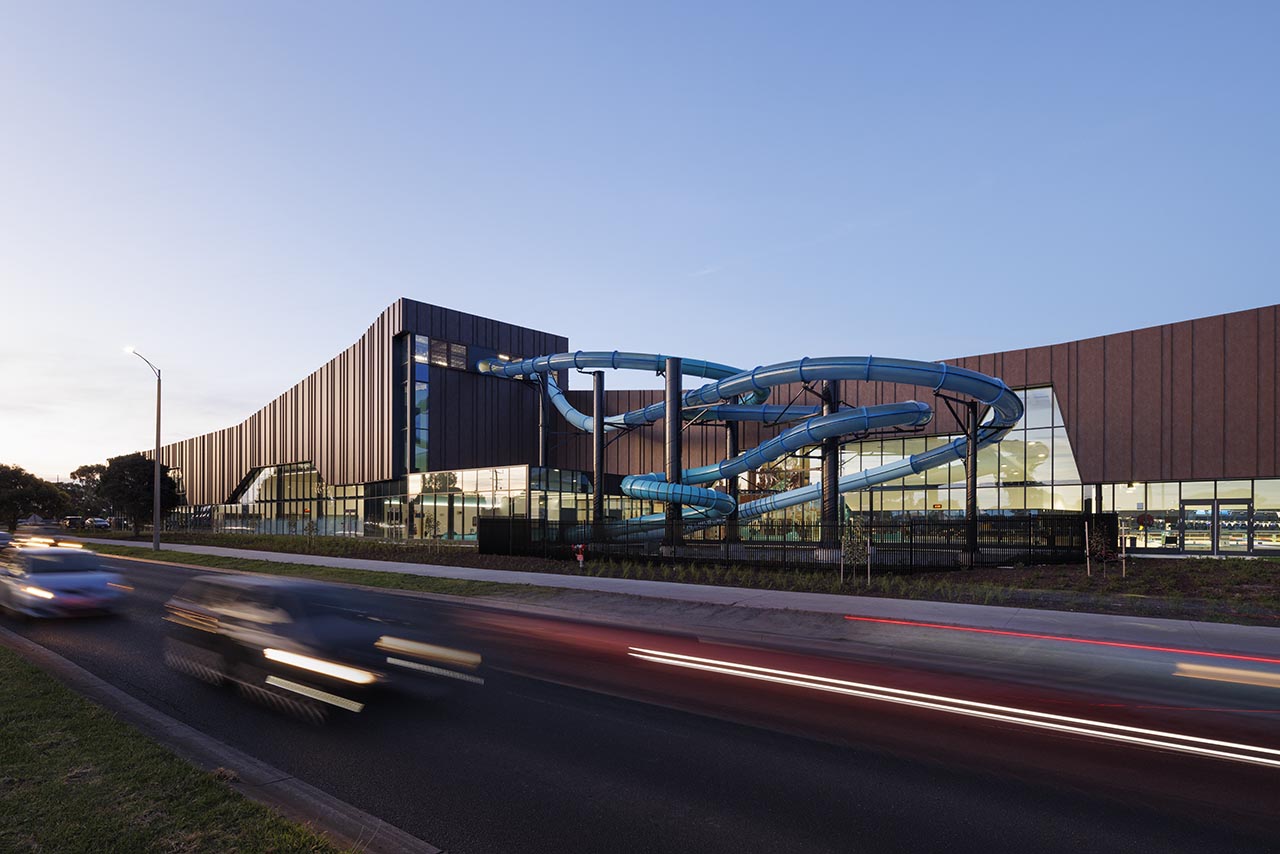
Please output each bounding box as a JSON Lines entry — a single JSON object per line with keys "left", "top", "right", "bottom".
{"left": 125, "top": 348, "right": 162, "bottom": 552}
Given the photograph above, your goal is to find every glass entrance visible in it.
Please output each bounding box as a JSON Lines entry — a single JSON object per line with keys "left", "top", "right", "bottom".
{"left": 1217, "top": 501, "right": 1252, "bottom": 553}
{"left": 1180, "top": 500, "right": 1252, "bottom": 554}
{"left": 1181, "top": 502, "right": 1214, "bottom": 552}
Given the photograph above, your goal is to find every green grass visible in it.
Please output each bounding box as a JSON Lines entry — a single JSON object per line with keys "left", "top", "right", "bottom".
{"left": 0, "top": 645, "right": 344, "bottom": 854}
{"left": 90, "top": 543, "right": 543, "bottom": 599}
{"left": 87, "top": 540, "right": 1279, "bottom": 626}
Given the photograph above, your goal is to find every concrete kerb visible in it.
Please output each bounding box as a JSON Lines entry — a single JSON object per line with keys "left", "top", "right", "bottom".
{"left": 0, "top": 625, "right": 442, "bottom": 854}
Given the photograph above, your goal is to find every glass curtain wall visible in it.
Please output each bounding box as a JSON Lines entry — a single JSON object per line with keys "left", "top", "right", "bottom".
{"left": 411, "top": 335, "right": 431, "bottom": 471}
{"left": 833, "top": 387, "right": 1083, "bottom": 521}
{"left": 406, "top": 466, "right": 595, "bottom": 541}
{"left": 1103, "top": 478, "right": 1280, "bottom": 553}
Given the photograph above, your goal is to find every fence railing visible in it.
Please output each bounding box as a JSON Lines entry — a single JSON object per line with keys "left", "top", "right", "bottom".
{"left": 477, "top": 514, "right": 1118, "bottom": 571}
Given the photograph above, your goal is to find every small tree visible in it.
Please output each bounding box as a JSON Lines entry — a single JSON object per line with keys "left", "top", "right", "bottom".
{"left": 68, "top": 463, "right": 109, "bottom": 516}
{"left": 841, "top": 515, "right": 870, "bottom": 584}
{"left": 99, "top": 453, "right": 182, "bottom": 537}
{"left": 0, "top": 464, "right": 71, "bottom": 531}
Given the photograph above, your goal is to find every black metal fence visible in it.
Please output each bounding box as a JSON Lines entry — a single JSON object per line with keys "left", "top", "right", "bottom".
{"left": 477, "top": 514, "right": 1118, "bottom": 571}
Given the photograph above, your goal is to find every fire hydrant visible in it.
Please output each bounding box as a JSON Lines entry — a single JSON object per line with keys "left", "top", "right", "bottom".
{"left": 573, "top": 543, "right": 585, "bottom": 569}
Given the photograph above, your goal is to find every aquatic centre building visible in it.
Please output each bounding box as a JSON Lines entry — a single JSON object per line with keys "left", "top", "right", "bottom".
{"left": 157, "top": 299, "right": 1280, "bottom": 556}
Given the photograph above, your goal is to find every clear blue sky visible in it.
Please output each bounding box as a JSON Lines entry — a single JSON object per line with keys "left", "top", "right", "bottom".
{"left": 2, "top": 2, "right": 1277, "bottom": 481}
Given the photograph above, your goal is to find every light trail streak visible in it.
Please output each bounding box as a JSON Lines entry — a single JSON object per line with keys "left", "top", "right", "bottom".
{"left": 1174, "top": 663, "right": 1280, "bottom": 690}
{"left": 841, "top": 615, "right": 1280, "bottom": 666}
{"left": 628, "top": 646, "right": 1280, "bottom": 769}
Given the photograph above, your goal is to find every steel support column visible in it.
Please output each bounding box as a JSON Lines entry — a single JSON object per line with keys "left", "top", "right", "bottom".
{"left": 664, "top": 357, "right": 683, "bottom": 548}
{"left": 725, "top": 420, "right": 740, "bottom": 542}
{"left": 592, "top": 370, "right": 605, "bottom": 527}
{"left": 964, "top": 399, "right": 979, "bottom": 564}
{"left": 821, "top": 379, "right": 841, "bottom": 547}
{"left": 537, "top": 376, "right": 549, "bottom": 469}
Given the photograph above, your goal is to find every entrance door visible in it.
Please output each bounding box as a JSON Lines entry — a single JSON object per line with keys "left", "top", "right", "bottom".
{"left": 1217, "top": 501, "right": 1252, "bottom": 554}
{"left": 1181, "top": 502, "right": 1214, "bottom": 552}
{"left": 1180, "top": 500, "right": 1253, "bottom": 554}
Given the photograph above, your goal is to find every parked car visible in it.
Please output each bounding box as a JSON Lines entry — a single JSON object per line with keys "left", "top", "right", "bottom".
{"left": 0, "top": 547, "right": 127, "bottom": 618}
{"left": 85, "top": 518, "right": 111, "bottom": 530}
{"left": 60, "top": 516, "right": 85, "bottom": 529}
{"left": 163, "top": 575, "right": 481, "bottom": 721}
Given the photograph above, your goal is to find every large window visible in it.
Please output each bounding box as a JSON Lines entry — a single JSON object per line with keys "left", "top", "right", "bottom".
{"left": 831, "top": 386, "right": 1082, "bottom": 518}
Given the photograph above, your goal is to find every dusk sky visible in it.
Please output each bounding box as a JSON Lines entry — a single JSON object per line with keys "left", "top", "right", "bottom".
{"left": 2, "top": 2, "right": 1277, "bottom": 482}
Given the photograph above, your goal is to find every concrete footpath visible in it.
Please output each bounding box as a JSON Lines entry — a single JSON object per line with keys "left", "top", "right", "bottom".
{"left": 72, "top": 537, "right": 1280, "bottom": 659}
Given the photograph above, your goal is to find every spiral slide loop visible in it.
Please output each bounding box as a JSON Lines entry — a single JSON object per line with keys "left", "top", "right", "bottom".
{"left": 480, "top": 353, "right": 1023, "bottom": 526}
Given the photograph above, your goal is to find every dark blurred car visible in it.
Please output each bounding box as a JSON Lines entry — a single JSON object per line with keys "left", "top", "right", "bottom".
{"left": 163, "top": 575, "right": 482, "bottom": 720}
{"left": 0, "top": 532, "right": 11, "bottom": 550}
{"left": 0, "top": 547, "right": 127, "bottom": 618}
{"left": 85, "top": 518, "right": 111, "bottom": 530}
{"left": 60, "top": 516, "right": 85, "bottom": 530}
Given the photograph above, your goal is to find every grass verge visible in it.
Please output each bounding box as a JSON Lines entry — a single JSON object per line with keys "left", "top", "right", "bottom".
{"left": 85, "top": 530, "right": 565, "bottom": 572}
{"left": 0, "top": 644, "right": 342, "bottom": 853}
{"left": 88, "top": 540, "right": 1280, "bottom": 626}
{"left": 90, "top": 543, "right": 542, "bottom": 599}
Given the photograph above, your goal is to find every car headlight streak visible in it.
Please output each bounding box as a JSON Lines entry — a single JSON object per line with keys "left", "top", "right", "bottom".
{"left": 20, "top": 585, "right": 55, "bottom": 600}
{"left": 263, "top": 648, "right": 377, "bottom": 684}
{"left": 627, "top": 646, "right": 1280, "bottom": 770}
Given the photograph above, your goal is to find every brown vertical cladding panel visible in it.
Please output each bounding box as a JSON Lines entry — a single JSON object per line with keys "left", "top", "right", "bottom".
{"left": 1102, "top": 333, "right": 1132, "bottom": 482}
{"left": 1191, "top": 316, "right": 1225, "bottom": 480}
{"left": 1261, "top": 307, "right": 1278, "bottom": 476}
{"left": 1169, "top": 321, "right": 1194, "bottom": 479}
{"left": 1131, "top": 326, "right": 1163, "bottom": 481}
{"left": 1000, "top": 349, "right": 1027, "bottom": 392}
{"left": 1223, "top": 310, "right": 1259, "bottom": 478}
{"left": 1275, "top": 305, "right": 1280, "bottom": 477}
{"left": 1075, "top": 337, "right": 1105, "bottom": 483}
{"left": 1050, "top": 343, "right": 1073, "bottom": 443}
{"left": 1026, "top": 346, "right": 1051, "bottom": 387}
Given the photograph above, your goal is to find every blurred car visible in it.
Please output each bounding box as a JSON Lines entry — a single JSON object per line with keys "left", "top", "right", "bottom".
{"left": 85, "top": 518, "right": 111, "bottom": 530}
{"left": 163, "top": 576, "right": 482, "bottom": 721}
{"left": 0, "top": 532, "right": 11, "bottom": 550}
{"left": 0, "top": 547, "right": 127, "bottom": 618}
{"left": 60, "top": 516, "right": 85, "bottom": 529}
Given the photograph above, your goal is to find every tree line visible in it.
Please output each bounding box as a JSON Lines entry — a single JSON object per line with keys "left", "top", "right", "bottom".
{"left": 0, "top": 454, "right": 182, "bottom": 535}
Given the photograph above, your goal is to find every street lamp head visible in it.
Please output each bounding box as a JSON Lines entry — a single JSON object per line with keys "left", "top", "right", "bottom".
{"left": 123, "top": 346, "right": 135, "bottom": 354}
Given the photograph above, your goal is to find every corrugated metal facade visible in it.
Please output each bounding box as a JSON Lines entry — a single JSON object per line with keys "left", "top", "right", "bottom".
{"left": 162, "top": 301, "right": 1278, "bottom": 505}
{"left": 158, "top": 299, "right": 567, "bottom": 505}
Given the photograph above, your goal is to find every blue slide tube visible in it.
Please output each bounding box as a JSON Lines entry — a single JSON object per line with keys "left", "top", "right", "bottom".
{"left": 479, "top": 352, "right": 1023, "bottom": 525}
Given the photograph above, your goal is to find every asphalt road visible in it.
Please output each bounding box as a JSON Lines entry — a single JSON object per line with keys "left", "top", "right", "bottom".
{"left": 4, "top": 555, "right": 1278, "bottom": 854}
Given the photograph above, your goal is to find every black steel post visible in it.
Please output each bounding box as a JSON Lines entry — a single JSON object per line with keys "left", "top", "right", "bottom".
{"left": 664, "top": 357, "right": 683, "bottom": 548}
{"left": 821, "top": 379, "right": 841, "bottom": 548}
{"left": 725, "top": 420, "right": 740, "bottom": 543}
{"left": 592, "top": 370, "right": 605, "bottom": 529}
{"left": 537, "top": 376, "right": 549, "bottom": 469}
{"left": 965, "top": 399, "right": 979, "bottom": 565}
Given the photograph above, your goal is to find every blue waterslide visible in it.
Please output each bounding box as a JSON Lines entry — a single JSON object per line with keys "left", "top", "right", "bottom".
{"left": 479, "top": 352, "right": 1023, "bottom": 525}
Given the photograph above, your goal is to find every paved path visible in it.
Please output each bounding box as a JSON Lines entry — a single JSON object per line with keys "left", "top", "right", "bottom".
{"left": 71, "top": 537, "right": 1280, "bottom": 657}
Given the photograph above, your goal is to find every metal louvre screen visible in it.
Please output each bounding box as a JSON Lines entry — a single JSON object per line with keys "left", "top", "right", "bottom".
{"left": 477, "top": 515, "right": 1117, "bottom": 570}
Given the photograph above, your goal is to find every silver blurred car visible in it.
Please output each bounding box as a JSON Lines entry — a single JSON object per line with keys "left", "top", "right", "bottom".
{"left": 0, "top": 547, "right": 127, "bottom": 618}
